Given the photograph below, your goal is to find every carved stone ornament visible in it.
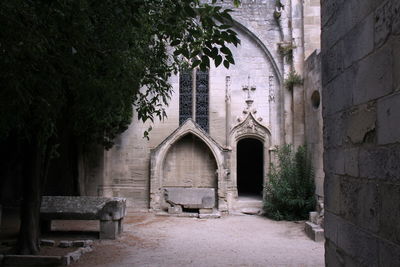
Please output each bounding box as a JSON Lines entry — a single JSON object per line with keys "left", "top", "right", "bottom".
{"left": 231, "top": 112, "right": 271, "bottom": 140}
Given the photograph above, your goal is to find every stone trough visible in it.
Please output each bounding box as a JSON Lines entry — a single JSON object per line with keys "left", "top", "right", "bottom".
{"left": 40, "top": 196, "right": 126, "bottom": 239}
{"left": 163, "top": 188, "right": 219, "bottom": 217}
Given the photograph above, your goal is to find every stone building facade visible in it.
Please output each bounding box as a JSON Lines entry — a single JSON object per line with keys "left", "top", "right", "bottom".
{"left": 322, "top": 0, "right": 400, "bottom": 265}
{"left": 79, "top": 0, "right": 323, "bottom": 214}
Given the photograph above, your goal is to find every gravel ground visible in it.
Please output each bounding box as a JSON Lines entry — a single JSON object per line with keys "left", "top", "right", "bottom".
{"left": 74, "top": 213, "right": 324, "bottom": 267}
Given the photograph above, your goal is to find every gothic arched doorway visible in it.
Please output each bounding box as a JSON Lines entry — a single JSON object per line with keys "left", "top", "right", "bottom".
{"left": 236, "top": 138, "right": 264, "bottom": 197}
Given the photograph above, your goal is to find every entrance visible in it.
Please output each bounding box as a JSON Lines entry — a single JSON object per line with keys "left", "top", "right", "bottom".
{"left": 236, "top": 138, "right": 264, "bottom": 197}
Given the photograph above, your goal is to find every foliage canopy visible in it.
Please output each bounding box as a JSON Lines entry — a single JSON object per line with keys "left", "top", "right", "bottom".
{"left": 0, "top": 0, "right": 240, "bottom": 149}
{"left": 0, "top": 0, "right": 241, "bottom": 254}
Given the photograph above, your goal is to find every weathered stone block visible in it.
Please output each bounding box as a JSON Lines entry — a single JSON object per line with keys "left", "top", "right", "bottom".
{"left": 352, "top": 43, "right": 393, "bottom": 105}
{"left": 305, "top": 221, "right": 325, "bottom": 242}
{"left": 323, "top": 70, "right": 352, "bottom": 116}
{"left": 41, "top": 196, "right": 126, "bottom": 221}
{"left": 168, "top": 205, "right": 182, "bottom": 214}
{"left": 344, "top": 103, "right": 376, "bottom": 144}
{"left": 40, "top": 196, "right": 126, "bottom": 240}
{"left": 359, "top": 146, "right": 400, "bottom": 181}
{"left": 309, "top": 211, "right": 318, "bottom": 224}
{"left": 321, "top": 41, "right": 344, "bottom": 85}
{"left": 199, "top": 208, "right": 213, "bottom": 214}
{"left": 374, "top": 0, "right": 393, "bottom": 48}
{"left": 324, "top": 211, "right": 339, "bottom": 246}
{"left": 359, "top": 182, "right": 380, "bottom": 233}
{"left": 72, "top": 240, "right": 93, "bottom": 248}
{"left": 337, "top": 219, "right": 379, "bottom": 266}
{"left": 164, "top": 188, "right": 216, "bottom": 209}
{"left": 379, "top": 183, "right": 400, "bottom": 244}
{"left": 394, "top": 37, "right": 400, "bottom": 91}
{"left": 59, "top": 241, "right": 72, "bottom": 248}
{"left": 343, "top": 13, "right": 374, "bottom": 68}
{"left": 379, "top": 239, "right": 400, "bottom": 267}
{"left": 325, "top": 240, "right": 345, "bottom": 267}
{"left": 198, "top": 212, "right": 221, "bottom": 219}
{"left": 40, "top": 239, "right": 55, "bottom": 247}
{"left": 3, "top": 255, "right": 63, "bottom": 266}
{"left": 100, "top": 220, "right": 120, "bottom": 240}
{"left": 339, "top": 177, "right": 362, "bottom": 224}
{"left": 344, "top": 148, "right": 359, "bottom": 177}
{"left": 324, "top": 174, "right": 341, "bottom": 215}
{"left": 377, "top": 92, "right": 400, "bottom": 145}
{"left": 323, "top": 115, "right": 345, "bottom": 149}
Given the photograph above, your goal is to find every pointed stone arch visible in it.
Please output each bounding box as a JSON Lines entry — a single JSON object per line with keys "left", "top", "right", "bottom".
{"left": 228, "top": 112, "right": 272, "bottom": 205}
{"left": 150, "top": 119, "right": 228, "bottom": 212}
{"left": 231, "top": 19, "right": 283, "bottom": 86}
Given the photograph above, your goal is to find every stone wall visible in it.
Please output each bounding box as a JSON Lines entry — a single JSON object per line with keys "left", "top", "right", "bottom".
{"left": 322, "top": 0, "right": 400, "bottom": 265}
{"left": 304, "top": 50, "right": 323, "bottom": 198}
{"left": 303, "top": 0, "right": 321, "bottom": 58}
{"left": 163, "top": 134, "right": 217, "bottom": 188}
{"left": 84, "top": 0, "right": 285, "bottom": 211}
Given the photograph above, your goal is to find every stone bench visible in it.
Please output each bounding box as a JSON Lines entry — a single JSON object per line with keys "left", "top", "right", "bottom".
{"left": 164, "top": 188, "right": 216, "bottom": 214}
{"left": 40, "top": 196, "right": 126, "bottom": 239}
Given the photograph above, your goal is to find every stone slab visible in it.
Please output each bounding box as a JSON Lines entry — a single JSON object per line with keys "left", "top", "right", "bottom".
{"left": 199, "top": 208, "right": 213, "bottom": 214}
{"left": 164, "top": 188, "right": 216, "bottom": 209}
{"left": 168, "top": 205, "right": 183, "bottom": 214}
{"left": 3, "top": 255, "right": 63, "bottom": 266}
{"left": 40, "top": 239, "right": 55, "bottom": 247}
{"left": 241, "top": 208, "right": 261, "bottom": 215}
{"left": 199, "top": 212, "right": 221, "bottom": 219}
{"left": 59, "top": 241, "right": 72, "bottom": 248}
{"left": 41, "top": 196, "right": 126, "bottom": 221}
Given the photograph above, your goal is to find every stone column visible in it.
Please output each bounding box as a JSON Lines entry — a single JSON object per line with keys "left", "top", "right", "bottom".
{"left": 291, "top": 0, "right": 305, "bottom": 148}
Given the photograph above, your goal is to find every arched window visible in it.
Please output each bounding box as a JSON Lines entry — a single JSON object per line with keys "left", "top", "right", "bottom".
{"left": 179, "top": 68, "right": 209, "bottom": 132}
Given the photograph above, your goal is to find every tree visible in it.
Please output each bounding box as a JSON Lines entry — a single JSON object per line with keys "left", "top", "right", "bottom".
{"left": 0, "top": 0, "right": 240, "bottom": 254}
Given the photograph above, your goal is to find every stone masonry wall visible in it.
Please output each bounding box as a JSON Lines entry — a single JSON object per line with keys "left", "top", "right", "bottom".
{"left": 89, "top": 1, "right": 284, "bottom": 210}
{"left": 322, "top": 0, "right": 400, "bottom": 265}
{"left": 304, "top": 50, "right": 323, "bottom": 198}
{"left": 303, "top": 0, "right": 321, "bottom": 58}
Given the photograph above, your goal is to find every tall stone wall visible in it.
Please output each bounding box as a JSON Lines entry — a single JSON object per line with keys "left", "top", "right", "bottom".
{"left": 304, "top": 50, "right": 323, "bottom": 198}
{"left": 303, "top": 0, "right": 320, "bottom": 58}
{"left": 322, "top": 0, "right": 400, "bottom": 265}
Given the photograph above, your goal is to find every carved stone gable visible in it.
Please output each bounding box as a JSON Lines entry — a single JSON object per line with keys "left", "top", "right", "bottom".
{"left": 231, "top": 112, "right": 271, "bottom": 140}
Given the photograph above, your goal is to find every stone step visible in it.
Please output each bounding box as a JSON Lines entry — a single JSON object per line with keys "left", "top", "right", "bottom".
{"left": 234, "top": 200, "right": 263, "bottom": 209}
{"left": 304, "top": 221, "right": 325, "bottom": 242}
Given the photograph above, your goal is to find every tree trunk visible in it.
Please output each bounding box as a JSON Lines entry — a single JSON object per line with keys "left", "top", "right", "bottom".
{"left": 17, "top": 138, "right": 52, "bottom": 255}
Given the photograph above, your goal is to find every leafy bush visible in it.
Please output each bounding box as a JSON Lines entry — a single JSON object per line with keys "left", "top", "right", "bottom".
{"left": 284, "top": 70, "right": 303, "bottom": 90}
{"left": 263, "top": 144, "right": 315, "bottom": 221}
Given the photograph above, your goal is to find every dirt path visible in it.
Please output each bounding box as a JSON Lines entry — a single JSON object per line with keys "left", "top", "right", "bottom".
{"left": 74, "top": 213, "right": 324, "bottom": 267}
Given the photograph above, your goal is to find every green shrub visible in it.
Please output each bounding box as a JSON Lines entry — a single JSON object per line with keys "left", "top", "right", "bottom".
{"left": 263, "top": 144, "right": 315, "bottom": 221}
{"left": 284, "top": 70, "right": 303, "bottom": 90}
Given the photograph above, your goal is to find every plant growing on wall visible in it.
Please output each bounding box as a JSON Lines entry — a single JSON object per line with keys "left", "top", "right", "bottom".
{"left": 263, "top": 144, "right": 315, "bottom": 221}
{"left": 284, "top": 70, "right": 303, "bottom": 90}
{"left": 273, "top": 0, "right": 284, "bottom": 23}
{"left": 278, "top": 42, "right": 296, "bottom": 64}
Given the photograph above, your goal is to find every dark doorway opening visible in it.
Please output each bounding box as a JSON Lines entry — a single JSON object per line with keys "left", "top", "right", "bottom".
{"left": 237, "top": 138, "right": 264, "bottom": 196}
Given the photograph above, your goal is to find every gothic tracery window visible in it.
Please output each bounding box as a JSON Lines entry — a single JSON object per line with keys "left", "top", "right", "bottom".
{"left": 179, "top": 68, "right": 209, "bottom": 132}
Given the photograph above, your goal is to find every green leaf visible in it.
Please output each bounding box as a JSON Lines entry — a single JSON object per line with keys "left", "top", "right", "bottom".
{"left": 214, "top": 55, "right": 223, "bottom": 67}
{"left": 170, "top": 40, "right": 180, "bottom": 46}
{"left": 223, "top": 60, "right": 230, "bottom": 69}
{"left": 201, "top": 55, "right": 210, "bottom": 68}
{"left": 192, "top": 59, "right": 201, "bottom": 68}
{"left": 220, "top": 46, "right": 231, "bottom": 55}
{"left": 226, "top": 55, "right": 235, "bottom": 65}
{"left": 184, "top": 5, "right": 196, "bottom": 17}
{"left": 202, "top": 47, "right": 212, "bottom": 57}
